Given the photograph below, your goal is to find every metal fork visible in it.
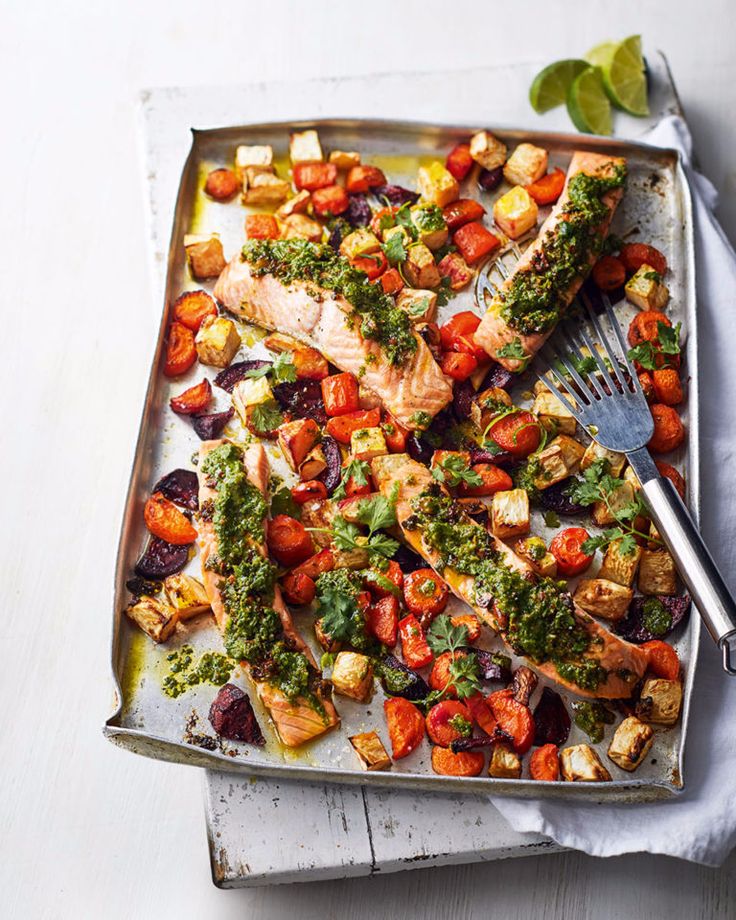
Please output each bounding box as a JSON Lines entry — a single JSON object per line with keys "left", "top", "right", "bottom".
{"left": 532, "top": 292, "right": 736, "bottom": 673}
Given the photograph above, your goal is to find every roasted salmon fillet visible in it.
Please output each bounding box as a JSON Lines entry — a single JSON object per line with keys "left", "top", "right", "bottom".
{"left": 197, "top": 439, "right": 339, "bottom": 747}
{"left": 371, "top": 453, "right": 647, "bottom": 699}
{"left": 213, "top": 249, "right": 452, "bottom": 429}
{"left": 475, "top": 151, "right": 626, "bottom": 371}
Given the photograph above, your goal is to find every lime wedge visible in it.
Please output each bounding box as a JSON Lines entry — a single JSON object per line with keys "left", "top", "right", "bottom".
{"left": 585, "top": 41, "right": 616, "bottom": 68}
{"left": 567, "top": 67, "right": 612, "bottom": 135}
{"left": 529, "top": 59, "right": 590, "bottom": 113}
{"left": 601, "top": 35, "right": 649, "bottom": 116}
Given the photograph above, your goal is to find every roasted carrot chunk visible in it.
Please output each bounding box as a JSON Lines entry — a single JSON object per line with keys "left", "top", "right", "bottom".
{"left": 487, "top": 688, "right": 534, "bottom": 754}
{"left": 292, "top": 548, "right": 335, "bottom": 580}
{"left": 442, "top": 198, "right": 486, "bottom": 231}
{"left": 426, "top": 700, "right": 472, "bottom": 747}
{"left": 399, "top": 614, "right": 434, "bottom": 669}
{"left": 384, "top": 697, "right": 425, "bottom": 759}
{"left": 549, "top": 527, "right": 594, "bottom": 577}
{"left": 366, "top": 560, "right": 404, "bottom": 599}
{"left": 428, "top": 650, "right": 466, "bottom": 699}
{"left": 351, "top": 250, "right": 387, "bottom": 281}
{"left": 164, "top": 322, "right": 197, "bottom": 377}
{"left": 169, "top": 378, "right": 212, "bottom": 415}
{"left": 628, "top": 310, "right": 672, "bottom": 347}
{"left": 652, "top": 368, "right": 683, "bottom": 406}
{"left": 311, "top": 185, "right": 350, "bottom": 217}
{"left": 172, "top": 290, "right": 218, "bottom": 332}
{"left": 465, "top": 691, "right": 497, "bottom": 735}
{"left": 526, "top": 168, "right": 565, "bottom": 205}
{"left": 321, "top": 372, "right": 360, "bottom": 417}
{"left": 325, "top": 408, "right": 381, "bottom": 444}
{"left": 288, "top": 346, "right": 329, "bottom": 381}
{"left": 346, "top": 165, "right": 387, "bottom": 194}
{"left": 648, "top": 404, "right": 685, "bottom": 453}
{"left": 431, "top": 745, "right": 484, "bottom": 777}
{"left": 439, "top": 310, "right": 485, "bottom": 359}
{"left": 245, "top": 213, "right": 279, "bottom": 240}
{"left": 280, "top": 571, "right": 316, "bottom": 606}
{"left": 290, "top": 480, "right": 328, "bottom": 505}
{"left": 529, "top": 744, "right": 560, "bottom": 781}
{"left": 366, "top": 595, "right": 400, "bottom": 647}
{"left": 267, "top": 514, "right": 314, "bottom": 566}
{"left": 403, "top": 569, "right": 449, "bottom": 620}
{"left": 638, "top": 371, "right": 656, "bottom": 402}
{"left": 592, "top": 255, "right": 626, "bottom": 291}
{"left": 641, "top": 640, "right": 680, "bottom": 680}
{"left": 293, "top": 161, "right": 337, "bottom": 191}
{"left": 381, "top": 412, "right": 409, "bottom": 453}
{"left": 458, "top": 464, "right": 513, "bottom": 497}
{"left": 655, "top": 461, "right": 686, "bottom": 500}
{"left": 453, "top": 221, "right": 501, "bottom": 265}
{"left": 144, "top": 492, "right": 197, "bottom": 545}
{"left": 445, "top": 144, "right": 474, "bottom": 182}
{"left": 204, "top": 168, "right": 239, "bottom": 200}
{"left": 379, "top": 267, "right": 404, "bottom": 294}
{"left": 449, "top": 614, "right": 482, "bottom": 643}
{"left": 620, "top": 242, "right": 668, "bottom": 277}
{"left": 441, "top": 351, "right": 478, "bottom": 381}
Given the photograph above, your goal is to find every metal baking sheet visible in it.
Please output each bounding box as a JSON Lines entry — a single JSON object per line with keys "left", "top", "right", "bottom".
{"left": 105, "top": 119, "right": 698, "bottom": 801}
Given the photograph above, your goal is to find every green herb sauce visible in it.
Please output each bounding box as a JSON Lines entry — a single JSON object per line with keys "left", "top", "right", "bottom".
{"left": 642, "top": 597, "right": 672, "bottom": 637}
{"left": 571, "top": 700, "right": 615, "bottom": 743}
{"left": 162, "top": 645, "right": 234, "bottom": 698}
{"left": 412, "top": 204, "right": 447, "bottom": 233}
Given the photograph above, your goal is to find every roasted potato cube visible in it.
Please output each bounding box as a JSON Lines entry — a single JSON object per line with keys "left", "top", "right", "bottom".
{"left": 163, "top": 573, "right": 210, "bottom": 621}
{"left": 396, "top": 288, "right": 437, "bottom": 323}
{"left": 289, "top": 129, "right": 323, "bottom": 164}
{"left": 332, "top": 651, "right": 374, "bottom": 702}
{"left": 234, "top": 144, "right": 274, "bottom": 181}
{"left": 607, "top": 716, "right": 654, "bottom": 772}
{"left": 534, "top": 435, "right": 585, "bottom": 490}
{"left": 242, "top": 171, "right": 290, "bottom": 205}
{"left": 332, "top": 543, "right": 371, "bottom": 570}
{"left": 598, "top": 538, "right": 642, "bottom": 587}
{"left": 282, "top": 213, "right": 323, "bottom": 242}
{"left": 560, "top": 744, "right": 612, "bottom": 782}
{"left": 383, "top": 224, "right": 412, "bottom": 249}
{"left": 417, "top": 161, "right": 460, "bottom": 207}
{"left": 469, "top": 130, "right": 507, "bottom": 170}
{"left": 438, "top": 251, "right": 474, "bottom": 291}
{"left": 278, "top": 418, "right": 321, "bottom": 472}
{"left": 298, "top": 445, "right": 327, "bottom": 481}
{"left": 329, "top": 149, "right": 361, "bottom": 170}
{"left": 513, "top": 537, "right": 558, "bottom": 577}
{"left": 275, "top": 189, "right": 311, "bottom": 219}
{"left": 503, "top": 143, "right": 548, "bottom": 187}
{"left": 410, "top": 204, "right": 449, "bottom": 251}
{"left": 573, "top": 578, "right": 633, "bottom": 621}
{"left": 470, "top": 386, "right": 513, "bottom": 431}
{"left": 314, "top": 616, "right": 341, "bottom": 653}
{"left": 489, "top": 743, "right": 522, "bottom": 779}
{"left": 638, "top": 547, "right": 678, "bottom": 596}
{"left": 184, "top": 234, "right": 226, "bottom": 280}
{"left": 126, "top": 595, "right": 178, "bottom": 643}
{"left": 625, "top": 264, "right": 670, "bottom": 311}
{"left": 493, "top": 186, "right": 539, "bottom": 240}
{"left": 532, "top": 390, "right": 576, "bottom": 435}
{"left": 404, "top": 242, "right": 441, "bottom": 289}
{"left": 491, "top": 488, "right": 530, "bottom": 539}
{"left": 195, "top": 315, "right": 241, "bottom": 368}
{"left": 638, "top": 678, "right": 683, "bottom": 725}
{"left": 581, "top": 441, "right": 626, "bottom": 478}
{"left": 232, "top": 377, "right": 273, "bottom": 425}
{"left": 349, "top": 731, "right": 391, "bottom": 770}
{"left": 623, "top": 465, "right": 641, "bottom": 492}
{"left": 350, "top": 426, "right": 388, "bottom": 461}
{"left": 592, "top": 481, "right": 636, "bottom": 527}
{"left": 340, "top": 227, "right": 381, "bottom": 260}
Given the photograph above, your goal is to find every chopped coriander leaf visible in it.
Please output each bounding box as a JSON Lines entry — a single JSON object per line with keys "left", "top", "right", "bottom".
{"left": 496, "top": 337, "right": 528, "bottom": 362}
{"left": 333, "top": 457, "right": 371, "bottom": 499}
{"left": 431, "top": 454, "right": 483, "bottom": 489}
{"left": 543, "top": 510, "right": 560, "bottom": 528}
{"left": 244, "top": 351, "right": 298, "bottom": 385}
{"left": 407, "top": 297, "right": 432, "bottom": 318}
{"left": 382, "top": 232, "right": 407, "bottom": 265}
{"left": 643, "top": 270, "right": 662, "bottom": 283}
{"left": 435, "top": 276, "right": 456, "bottom": 308}
{"left": 249, "top": 400, "right": 284, "bottom": 434}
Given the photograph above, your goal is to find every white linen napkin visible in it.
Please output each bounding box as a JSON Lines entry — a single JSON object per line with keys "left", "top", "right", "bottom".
{"left": 491, "top": 115, "right": 736, "bottom": 867}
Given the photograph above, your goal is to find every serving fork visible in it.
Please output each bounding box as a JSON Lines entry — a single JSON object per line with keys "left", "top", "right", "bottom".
{"left": 477, "top": 256, "right": 736, "bottom": 673}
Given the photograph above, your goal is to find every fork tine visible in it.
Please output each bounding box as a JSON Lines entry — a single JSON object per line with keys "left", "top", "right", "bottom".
{"left": 535, "top": 351, "right": 585, "bottom": 419}
{"left": 580, "top": 292, "right": 628, "bottom": 392}
{"left": 575, "top": 321, "right": 623, "bottom": 397}
{"left": 558, "top": 320, "right": 605, "bottom": 399}
{"left": 602, "top": 294, "right": 646, "bottom": 397}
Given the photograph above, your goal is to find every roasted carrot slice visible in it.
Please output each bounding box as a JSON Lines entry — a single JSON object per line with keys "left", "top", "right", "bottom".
{"left": 172, "top": 291, "right": 218, "bottom": 332}
{"left": 163, "top": 322, "right": 197, "bottom": 377}
{"left": 204, "top": 168, "right": 239, "bottom": 200}
{"left": 384, "top": 697, "right": 425, "bottom": 759}
{"left": 426, "top": 700, "right": 472, "bottom": 747}
{"left": 529, "top": 744, "right": 560, "bottom": 781}
{"left": 266, "top": 515, "right": 314, "bottom": 566}
{"left": 487, "top": 688, "right": 534, "bottom": 754}
{"left": 641, "top": 640, "right": 680, "bottom": 680}
{"left": 648, "top": 404, "right": 685, "bottom": 453}
{"left": 169, "top": 378, "right": 212, "bottom": 415}
{"left": 144, "top": 492, "right": 197, "bottom": 545}
{"left": 431, "top": 745, "right": 484, "bottom": 776}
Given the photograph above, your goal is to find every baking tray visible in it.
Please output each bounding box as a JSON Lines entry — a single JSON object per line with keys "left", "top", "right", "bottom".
{"left": 105, "top": 118, "right": 698, "bottom": 801}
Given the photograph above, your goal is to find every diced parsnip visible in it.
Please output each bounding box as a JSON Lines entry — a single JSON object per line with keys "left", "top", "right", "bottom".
{"left": 488, "top": 743, "right": 522, "bottom": 778}
{"left": 625, "top": 264, "right": 670, "bottom": 311}
{"left": 607, "top": 716, "right": 654, "bottom": 772}
{"left": 263, "top": 331, "right": 300, "bottom": 353}
{"left": 581, "top": 441, "right": 626, "bottom": 478}
{"left": 592, "top": 480, "right": 635, "bottom": 527}
{"left": 532, "top": 390, "right": 576, "bottom": 435}
{"left": 242, "top": 170, "right": 290, "bottom": 205}
{"left": 573, "top": 578, "right": 633, "bottom": 621}
{"left": 534, "top": 435, "right": 586, "bottom": 490}
{"left": 282, "top": 213, "right": 323, "bottom": 242}
{"left": 560, "top": 745, "right": 612, "bottom": 782}
{"left": 339, "top": 228, "right": 381, "bottom": 260}
{"left": 163, "top": 574, "right": 211, "bottom": 621}
{"left": 332, "top": 543, "right": 371, "bottom": 570}
{"left": 417, "top": 162, "right": 460, "bottom": 207}
{"left": 470, "top": 386, "right": 514, "bottom": 431}
{"left": 331, "top": 652, "right": 374, "bottom": 702}
{"left": 395, "top": 288, "right": 437, "bottom": 324}
{"left": 502, "top": 143, "right": 548, "bottom": 187}
{"left": 298, "top": 445, "right": 327, "bottom": 481}
{"left": 404, "top": 243, "right": 441, "bottom": 289}
{"left": 491, "top": 488, "right": 530, "bottom": 539}
{"left": 638, "top": 678, "right": 682, "bottom": 726}
{"left": 275, "top": 189, "right": 311, "bottom": 219}
{"left": 438, "top": 251, "right": 474, "bottom": 291}
{"left": 383, "top": 224, "right": 412, "bottom": 249}
{"left": 349, "top": 731, "right": 391, "bottom": 770}
{"left": 493, "top": 186, "right": 539, "bottom": 239}
{"left": 329, "top": 150, "right": 361, "bottom": 170}
{"left": 638, "top": 547, "right": 678, "bottom": 596}
{"left": 195, "top": 315, "right": 241, "bottom": 368}
{"left": 300, "top": 501, "right": 336, "bottom": 548}
{"left": 598, "top": 538, "right": 642, "bottom": 588}
{"left": 289, "top": 129, "right": 323, "bottom": 164}
{"left": 513, "top": 537, "right": 558, "bottom": 577}
{"left": 232, "top": 377, "right": 274, "bottom": 426}
{"left": 184, "top": 234, "right": 227, "bottom": 280}
{"left": 126, "top": 596, "right": 178, "bottom": 643}
{"left": 350, "top": 427, "right": 388, "bottom": 461}
{"left": 234, "top": 145, "right": 274, "bottom": 181}
{"left": 469, "top": 130, "right": 507, "bottom": 170}
{"left": 314, "top": 616, "right": 341, "bottom": 652}
{"left": 410, "top": 205, "right": 449, "bottom": 251}
{"left": 277, "top": 418, "right": 321, "bottom": 471}
{"left": 623, "top": 465, "right": 641, "bottom": 492}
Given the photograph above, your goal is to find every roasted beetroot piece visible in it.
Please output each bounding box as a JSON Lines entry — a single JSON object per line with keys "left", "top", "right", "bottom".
{"left": 512, "top": 666, "right": 538, "bottom": 706}
{"left": 452, "top": 379, "right": 475, "bottom": 421}
{"left": 328, "top": 222, "right": 344, "bottom": 251}
{"left": 126, "top": 576, "right": 162, "bottom": 597}
{"left": 540, "top": 477, "right": 587, "bottom": 516}
{"left": 153, "top": 469, "right": 199, "bottom": 511}
{"left": 393, "top": 543, "right": 424, "bottom": 574}
{"left": 480, "top": 362, "right": 514, "bottom": 391}
{"left": 214, "top": 360, "right": 271, "bottom": 393}
{"left": 316, "top": 435, "right": 341, "bottom": 494}
{"left": 376, "top": 654, "right": 430, "bottom": 702}
{"left": 478, "top": 166, "right": 503, "bottom": 192}
{"left": 473, "top": 648, "right": 512, "bottom": 683}
{"left": 134, "top": 536, "right": 190, "bottom": 579}
{"left": 192, "top": 409, "right": 234, "bottom": 441}
{"left": 615, "top": 594, "right": 691, "bottom": 644}
{"left": 468, "top": 445, "right": 516, "bottom": 468}
{"left": 345, "top": 194, "right": 372, "bottom": 227}
{"left": 450, "top": 729, "right": 512, "bottom": 753}
{"left": 407, "top": 433, "right": 434, "bottom": 465}
{"left": 273, "top": 380, "right": 327, "bottom": 425}
{"left": 208, "top": 683, "right": 265, "bottom": 745}
{"left": 373, "top": 184, "right": 420, "bottom": 206}
{"left": 533, "top": 687, "right": 571, "bottom": 746}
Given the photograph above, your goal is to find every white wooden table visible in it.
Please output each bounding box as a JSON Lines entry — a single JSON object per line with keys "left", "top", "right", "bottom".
{"left": 4, "top": 1, "right": 736, "bottom": 916}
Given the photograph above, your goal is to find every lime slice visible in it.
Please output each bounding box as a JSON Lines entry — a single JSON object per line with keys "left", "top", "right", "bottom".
{"left": 529, "top": 59, "right": 590, "bottom": 113}
{"left": 585, "top": 41, "right": 616, "bottom": 68}
{"left": 601, "top": 35, "right": 649, "bottom": 116}
{"left": 567, "top": 67, "right": 612, "bottom": 135}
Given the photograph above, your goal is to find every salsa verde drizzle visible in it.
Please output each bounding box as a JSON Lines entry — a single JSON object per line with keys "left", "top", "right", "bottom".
{"left": 500, "top": 163, "right": 627, "bottom": 336}
{"left": 406, "top": 484, "right": 606, "bottom": 691}
{"left": 241, "top": 239, "right": 417, "bottom": 366}
{"left": 201, "top": 443, "right": 322, "bottom": 706}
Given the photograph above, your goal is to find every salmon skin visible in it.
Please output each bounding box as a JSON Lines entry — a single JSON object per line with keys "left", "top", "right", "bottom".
{"left": 475, "top": 151, "right": 626, "bottom": 372}
{"left": 213, "top": 253, "right": 452, "bottom": 429}
{"left": 197, "top": 439, "right": 339, "bottom": 747}
{"left": 371, "top": 453, "right": 647, "bottom": 699}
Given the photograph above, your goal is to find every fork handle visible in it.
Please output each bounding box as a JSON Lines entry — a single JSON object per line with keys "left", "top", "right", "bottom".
{"left": 640, "top": 475, "right": 736, "bottom": 673}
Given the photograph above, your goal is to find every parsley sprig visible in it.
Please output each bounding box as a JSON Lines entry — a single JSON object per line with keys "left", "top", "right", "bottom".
{"left": 627, "top": 321, "right": 681, "bottom": 371}
{"left": 311, "top": 488, "right": 400, "bottom": 566}
{"left": 425, "top": 615, "right": 482, "bottom": 701}
{"left": 249, "top": 401, "right": 284, "bottom": 434}
{"left": 245, "top": 351, "right": 298, "bottom": 385}
{"left": 332, "top": 457, "right": 371, "bottom": 500}
{"left": 431, "top": 454, "right": 483, "bottom": 489}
